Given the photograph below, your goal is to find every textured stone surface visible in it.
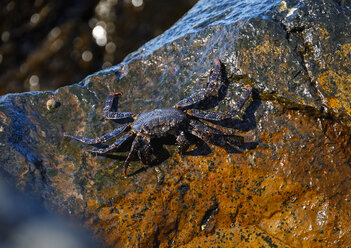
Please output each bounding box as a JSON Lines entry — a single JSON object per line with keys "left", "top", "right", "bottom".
{"left": 1, "top": 0, "right": 351, "bottom": 247}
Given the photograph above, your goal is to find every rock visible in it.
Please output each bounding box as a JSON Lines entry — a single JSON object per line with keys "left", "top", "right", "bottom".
{"left": 0, "top": 179, "right": 100, "bottom": 248}
{"left": 1, "top": 0, "right": 351, "bottom": 247}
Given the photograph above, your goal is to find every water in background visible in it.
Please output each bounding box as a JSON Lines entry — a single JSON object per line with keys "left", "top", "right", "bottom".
{"left": 0, "top": 0, "right": 196, "bottom": 95}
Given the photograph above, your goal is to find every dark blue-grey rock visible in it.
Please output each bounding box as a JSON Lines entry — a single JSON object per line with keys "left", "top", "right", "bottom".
{"left": 0, "top": 179, "right": 100, "bottom": 248}
{"left": 1, "top": 0, "right": 351, "bottom": 247}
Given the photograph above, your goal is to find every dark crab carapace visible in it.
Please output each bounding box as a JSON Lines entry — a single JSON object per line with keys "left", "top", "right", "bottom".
{"left": 64, "top": 59, "right": 252, "bottom": 176}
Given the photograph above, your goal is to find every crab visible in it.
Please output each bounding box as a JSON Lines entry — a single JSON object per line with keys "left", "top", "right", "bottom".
{"left": 64, "top": 59, "right": 252, "bottom": 176}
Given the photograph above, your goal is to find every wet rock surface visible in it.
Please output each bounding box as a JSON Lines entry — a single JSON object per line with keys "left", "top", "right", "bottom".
{"left": 1, "top": 0, "right": 351, "bottom": 247}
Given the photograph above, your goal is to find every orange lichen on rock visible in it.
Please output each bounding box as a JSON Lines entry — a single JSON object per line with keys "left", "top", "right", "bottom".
{"left": 310, "top": 32, "right": 351, "bottom": 121}
{"left": 238, "top": 34, "right": 291, "bottom": 84}
{"left": 325, "top": 97, "right": 341, "bottom": 110}
{"left": 235, "top": 23, "right": 319, "bottom": 109}
{"left": 319, "top": 27, "right": 330, "bottom": 40}
{"left": 77, "top": 105, "right": 351, "bottom": 247}
{"left": 317, "top": 58, "right": 351, "bottom": 120}
{"left": 337, "top": 43, "right": 351, "bottom": 59}
{"left": 254, "top": 38, "right": 285, "bottom": 57}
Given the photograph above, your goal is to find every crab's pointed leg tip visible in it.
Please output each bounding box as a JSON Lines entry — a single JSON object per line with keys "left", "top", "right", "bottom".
{"left": 110, "top": 91, "right": 123, "bottom": 96}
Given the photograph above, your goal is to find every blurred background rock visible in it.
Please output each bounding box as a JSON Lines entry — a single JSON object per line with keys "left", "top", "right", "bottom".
{"left": 0, "top": 178, "right": 101, "bottom": 248}
{"left": 0, "top": 0, "right": 196, "bottom": 95}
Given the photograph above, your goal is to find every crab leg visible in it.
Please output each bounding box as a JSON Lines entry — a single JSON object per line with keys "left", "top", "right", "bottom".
{"left": 189, "top": 127, "right": 226, "bottom": 148}
{"left": 123, "top": 136, "right": 141, "bottom": 176}
{"left": 176, "top": 131, "right": 191, "bottom": 154}
{"left": 122, "top": 135, "right": 154, "bottom": 176}
{"left": 189, "top": 120, "right": 242, "bottom": 137}
{"left": 64, "top": 125, "right": 130, "bottom": 144}
{"left": 175, "top": 58, "right": 223, "bottom": 110}
{"left": 137, "top": 137, "right": 153, "bottom": 165}
{"left": 103, "top": 92, "right": 135, "bottom": 119}
{"left": 189, "top": 120, "right": 244, "bottom": 145}
{"left": 89, "top": 132, "right": 134, "bottom": 153}
{"left": 186, "top": 85, "right": 252, "bottom": 121}
{"left": 190, "top": 127, "right": 243, "bottom": 149}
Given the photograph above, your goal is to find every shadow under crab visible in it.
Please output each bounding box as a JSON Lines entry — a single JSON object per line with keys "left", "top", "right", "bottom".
{"left": 64, "top": 59, "right": 253, "bottom": 176}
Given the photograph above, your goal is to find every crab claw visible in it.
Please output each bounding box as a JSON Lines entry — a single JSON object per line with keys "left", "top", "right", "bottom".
{"left": 110, "top": 91, "right": 123, "bottom": 96}
{"left": 244, "top": 85, "right": 252, "bottom": 90}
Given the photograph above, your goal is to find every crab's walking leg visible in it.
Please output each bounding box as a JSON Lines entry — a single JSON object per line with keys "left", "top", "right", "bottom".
{"left": 190, "top": 126, "right": 243, "bottom": 149}
{"left": 103, "top": 92, "right": 135, "bottom": 119}
{"left": 137, "top": 137, "right": 153, "bottom": 165}
{"left": 176, "top": 131, "right": 191, "bottom": 154}
{"left": 64, "top": 125, "right": 130, "bottom": 144}
{"left": 186, "top": 85, "right": 252, "bottom": 121}
{"left": 175, "top": 58, "right": 223, "bottom": 110}
{"left": 190, "top": 127, "right": 227, "bottom": 148}
{"left": 123, "top": 136, "right": 141, "bottom": 176}
{"left": 89, "top": 132, "right": 134, "bottom": 153}
{"left": 189, "top": 120, "right": 244, "bottom": 145}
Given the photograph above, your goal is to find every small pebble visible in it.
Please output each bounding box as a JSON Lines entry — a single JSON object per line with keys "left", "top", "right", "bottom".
{"left": 278, "top": 1, "right": 288, "bottom": 12}
{"left": 46, "top": 99, "right": 57, "bottom": 111}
